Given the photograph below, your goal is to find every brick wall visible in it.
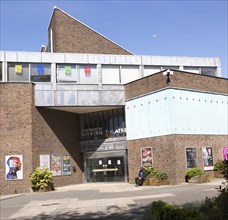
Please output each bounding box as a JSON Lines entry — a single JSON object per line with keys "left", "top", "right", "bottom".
{"left": 32, "top": 107, "right": 83, "bottom": 188}
{"left": 128, "top": 135, "right": 228, "bottom": 184}
{"left": 0, "top": 83, "right": 83, "bottom": 195}
{"left": 125, "top": 70, "right": 228, "bottom": 100}
{"left": 49, "top": 8, "right": 132, "bottom": 55}
{"left": 0, "top": 83, "right": 34, "bottom": 194}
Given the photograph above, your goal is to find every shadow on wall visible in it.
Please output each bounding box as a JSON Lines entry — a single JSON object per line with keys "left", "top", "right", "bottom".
{"left": 37, "top": 107, "right": 83, "bottom": 173}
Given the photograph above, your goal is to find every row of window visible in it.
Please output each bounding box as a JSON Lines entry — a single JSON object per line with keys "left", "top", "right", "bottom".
{"left": 0, "top": 62, "right": 217, "bottom": 83}
{"left": 79, "top": 108, "right": 126, "bottom": 141}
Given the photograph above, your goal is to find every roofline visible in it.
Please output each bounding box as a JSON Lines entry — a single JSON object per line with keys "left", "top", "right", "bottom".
{"left": 48, "top": 6, "right": 133, "bottom": 55}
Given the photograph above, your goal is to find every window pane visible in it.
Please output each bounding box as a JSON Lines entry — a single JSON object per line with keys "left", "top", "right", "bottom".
{"left": 57, "top": 64, "right": 77, "bottom": 82}
{"left": 31, "top": 63, "right": 51, "bottom": 82}
{"left": 8, "top": 63, "right": 29, "bottom": 82}
{"left": 79, "top": 64, "right": 97, "bottom": 83}
{"left": 143, "top": 66, "right": 161, "bottom": 76}
{"left": 121, "top": 65, "right": 139, "bottom": 84}
{"left": 108, "top": 110, "right": 114, "bottom": 138}
{"left": 102, "top": 65, "right": 120, "bottom": 84}
{"left": 201, "top": 67, "right": 216, "bottom": 76}
{"left": 184, "top": 67, "right": 200, "bottom": 74}
{"left": 113, "top": 109, "right": 119, "bottom": 137}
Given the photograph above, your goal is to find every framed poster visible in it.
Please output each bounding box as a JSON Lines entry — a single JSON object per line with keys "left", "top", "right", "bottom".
{"left": 40, "top": 155, "right": 50, "bottom": 169}
{"left": 51, "top": 155, "right": 62, "bottom": 176}
{"left": 202, "top": 147, "right": 213, "bottom": 171}
{"left": 141, "top": 147, "right": 153, "bottom": 166}
{"left": 186, "top": 148, "right": 197, "bottom": 169}
{"left": 63, "top": 155, "right": 71, "bottom": 175}
{"left": 5, "top": 155, "right": 23, "bottom": 180}
{"left": 222, "top": 146, "right": 228, "bottom": 160}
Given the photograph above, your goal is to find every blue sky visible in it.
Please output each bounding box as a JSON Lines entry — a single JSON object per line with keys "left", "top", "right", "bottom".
{"left": 0, "top": 0, "right": 227, "bottom": 78}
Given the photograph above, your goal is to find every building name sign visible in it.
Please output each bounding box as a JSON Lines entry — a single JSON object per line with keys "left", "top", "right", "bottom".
{"left": 81, "top": 127, "right": 126, "bottom": 137}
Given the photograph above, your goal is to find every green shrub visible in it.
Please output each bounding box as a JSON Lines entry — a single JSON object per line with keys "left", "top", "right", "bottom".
{"left": 154, "top": 170, "right": 168, "bottom": 180}
{"left": 144, "top": 166, "right": 156, "bottom": 179}
{"left": 150, "top": 200, "right": 201, "bottom": 220}
{"left": 186, "top": 168, "right": 204, "bottom": 180}
{"left": 29, "top": 167, "right": 54, "bottom": 192}
{"left": 214, "top": 160, "right": 225, "bottom": 172}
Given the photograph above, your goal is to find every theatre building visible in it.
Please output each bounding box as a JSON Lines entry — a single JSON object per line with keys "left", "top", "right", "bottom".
{"left": 0, "top": 7, "right": 227, "bottom": 195}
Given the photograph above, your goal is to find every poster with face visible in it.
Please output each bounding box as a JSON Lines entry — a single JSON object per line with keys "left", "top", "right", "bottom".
{"left": 5, "top": 155, "right": 23, "bottom": 180}
{"left": 51, "top": 155, "right": 62, "bottom": 176}
{"left": 202, "top": 147, "right": 213, "bottom": 171}
{"left": 141, "top": 147, "right": 153, "bottom": 166}
{"left": 186, "top": 148, "right": 197, "bottom": 169}
{"left": 222, "top": 146, "right": 228, "bottom": 160}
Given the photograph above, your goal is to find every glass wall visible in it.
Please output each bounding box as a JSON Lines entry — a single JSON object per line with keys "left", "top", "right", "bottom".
{"left": 31, "top": 63, "right": 51, "bottom": 82}
{"left": 8, "top": 62, "right": 51, "bottom": 82}
{"left": 56, "top": 64, "right": 98, "bottom": 83}
{"left": 80, "top": 108, "right": 126, "bottom": 141}
{"left": 8, "top": 63, "right": 30, "bottom": 82}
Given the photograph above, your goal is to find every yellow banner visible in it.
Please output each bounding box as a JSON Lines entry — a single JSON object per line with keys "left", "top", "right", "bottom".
{"left": 15, "top": 65, "right": 22, "bottom": 74}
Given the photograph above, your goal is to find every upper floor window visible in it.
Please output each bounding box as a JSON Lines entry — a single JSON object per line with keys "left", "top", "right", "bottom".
{"left": 201, "top": 67, "right": 216, "bottom": 76}
{"left": 8, "top": 63, "right": 29, "bottom": 82}
{"left": 31, "top": 63, "right": 51, "bottom": 82}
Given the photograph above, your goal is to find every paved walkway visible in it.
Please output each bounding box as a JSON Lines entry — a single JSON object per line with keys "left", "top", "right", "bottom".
{"left": 0, "top": 179, "right": 224, "bottom": 220}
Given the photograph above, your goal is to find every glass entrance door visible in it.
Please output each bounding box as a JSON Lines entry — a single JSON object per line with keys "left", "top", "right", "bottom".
{"left": 85, "top": 153, "right": 126, "bottom": 182}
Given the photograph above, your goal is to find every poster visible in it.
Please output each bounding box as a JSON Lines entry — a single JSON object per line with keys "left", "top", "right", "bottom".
{"left": 186, "top": 148, "right": 197, "bottom": 169}
{"left": 63, "top": 155, "right": 71, "bottom": 175}
{"left": 51, "top": 155, "right": 62, "bottom": 176}
{"left": 5, "top": 155, "right": 23, "bottom": 180}
{"left": 15, "top": 65, "right": 22, "bottom": 74}
{"left": 222, "top": 146, "right": 228, "bottom": 160}
{"left": 141, "top": 147, "right": 152, "bottom": 166}
{"left": 202, "top": 147, "right": 213, "bottom": 171}
{"left": 40, "top": 155, "right": 50, "bottom": 169}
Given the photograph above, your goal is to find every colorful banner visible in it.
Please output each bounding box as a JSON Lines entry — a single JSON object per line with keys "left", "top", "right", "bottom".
{"left": 222, "top": 146, "right": 228, "bottom": 160}
{"left": 186, "top": 148, "right": 197, "bottom": 169}
{"left": 15, "top": 65, "right": 22, "bottom": 74}
{"left": 202, "top": 147, "right": 213, "bottom": 171}
{"left": 40, "top": 155, "right": 50, "bottom": 170}
{"left": 141, "top": 147, "right": 152, "bottom": 166}
{"left": 84, "top": 66, "right": 91, "bottom": 76}
{"left": 63, "top": 155, "right": 71, "bottom": 175}
{"left": 37, "top": 65, "right": 44, "bottom": 75}
{"left": 51, "top": 155, "right": 62, "bottom": 176}
{"left": 65, "top": 66, "right": 72, "bottom": 75}
{"left": 5, "top": 155, "right": 23, "bottom": 180}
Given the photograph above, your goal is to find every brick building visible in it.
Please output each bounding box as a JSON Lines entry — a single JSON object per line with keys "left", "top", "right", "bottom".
{"left": 0, "top": 7, "right": 227, "bottom": 194}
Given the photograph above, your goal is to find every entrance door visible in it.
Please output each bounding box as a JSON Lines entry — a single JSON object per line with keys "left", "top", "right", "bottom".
{"left": 85, "top": 152, "right": 127, "bottom": 182}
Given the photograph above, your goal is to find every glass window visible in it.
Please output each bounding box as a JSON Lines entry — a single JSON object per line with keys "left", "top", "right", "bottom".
{"left": 79, "top": 64, "right": 97, "bottom": 84}
{"left": 143, "top": 66, "right": 161, "bottom": 76}
{"left": 31, "top": 63, "right": 51, "bottom": 82}
{"left": 0, "top": 62, "right": 2, "bottom": 81}
{"left": 8, "top": 63, "right": 29, "bottom": 82}
{"left": 57, "top": 64, "right": 77, "bottom": 82}
{"left": 183, "top": 67, "right": 200, "bottom": 74}
{"left": 79, "top": 108, "right": 126, "bottom": 141}
{"left": 120, "top": 65, "right": 139, "bottom": 84}
{"left": 102, "top": 65, "right": 120, "bottom": 84}
{"left": 161, "top": 66, "right": 179, "bottom": 70}
{"left": 108, "top": 110, "right": 114, "bottom": 138}
{"left": 201, "top": 67, "right": 216, "bottom": 76}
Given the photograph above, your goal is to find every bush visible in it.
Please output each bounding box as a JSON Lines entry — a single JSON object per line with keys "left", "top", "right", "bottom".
{"left": 144, "top": 166, "right": 168, "bottom": 180}
{"left": 214, "top": 160, "right": 225, "bottom": 172}
{"left": 154, "top": 170, "right": 169, "bottom": 180}
{"left": 29, "top": 167, "right": 54, "bottom": 192}
{"left": 185, "top": 168, "right": 204, "bottom": 181}
{"left": 150, "top": 200, "right": 201, "bottom": 220}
